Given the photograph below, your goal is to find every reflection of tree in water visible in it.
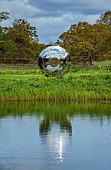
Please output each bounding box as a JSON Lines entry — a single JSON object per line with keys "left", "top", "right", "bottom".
{"left": 39, "top": 113, "right": 72, "bottom": 136}
{"left": 39, "top": 112, "right": 72, "bottom": 162}
{"left": 0, "top": 102, "right": 111, "bottom": 122}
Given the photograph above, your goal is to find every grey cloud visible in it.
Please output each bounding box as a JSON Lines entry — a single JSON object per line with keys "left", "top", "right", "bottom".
{"left": 30, "top": 0, "right": 111, "bottom": 16}
{"left": 1, "top": 0, "right": 111, "bottom": 18}
{"left": 0, "top": 0, "right": 111, "bottom": 44}
{"left": 28, "top": 13, "right": 100, "bottom": 44}
{"left": 0, "top": 0, "right": 43, "bottom": 18}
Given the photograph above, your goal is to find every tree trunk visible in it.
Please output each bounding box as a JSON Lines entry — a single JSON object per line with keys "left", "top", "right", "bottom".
{"left": 89, "top": 57, "right": 92, "bottom": 65}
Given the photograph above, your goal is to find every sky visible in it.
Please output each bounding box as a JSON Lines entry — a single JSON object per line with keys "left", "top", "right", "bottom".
{"left": 0, "top": 0, "right": 111, "bottom": 44}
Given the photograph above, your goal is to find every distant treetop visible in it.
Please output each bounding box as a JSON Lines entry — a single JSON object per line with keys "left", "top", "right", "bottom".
{"left": 97, "top": 11, "right": 111, "bottom": 25}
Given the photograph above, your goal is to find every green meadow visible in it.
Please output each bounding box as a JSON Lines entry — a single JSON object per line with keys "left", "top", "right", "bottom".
{"left": 0, "top": 62, "right": 111, "bottom": 102}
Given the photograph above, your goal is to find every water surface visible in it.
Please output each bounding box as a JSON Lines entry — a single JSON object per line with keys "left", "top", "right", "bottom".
{"left": 0, "top": 102, "right": 111, "bottom": 170}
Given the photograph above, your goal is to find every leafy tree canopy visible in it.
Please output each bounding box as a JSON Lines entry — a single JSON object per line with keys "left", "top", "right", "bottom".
{"left": 97, "top": 11, "right": 111, "bottom": 25}
{"left": 0, "top": 12, "right": 9, "bottom": 22}
{"left": 59, "top": 21, "right": 111, "bottom": 64}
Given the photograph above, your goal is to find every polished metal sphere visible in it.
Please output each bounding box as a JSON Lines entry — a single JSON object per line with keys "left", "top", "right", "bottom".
{"left": 38, "top": 46, "right": 70, "bottom": 71}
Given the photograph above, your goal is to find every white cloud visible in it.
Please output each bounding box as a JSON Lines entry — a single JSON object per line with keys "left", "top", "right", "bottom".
{"left": 28, "top": 13, "right": 100, "bottom": 44}
{"left": 0, "top": 0, "right": 43, "bottom": 18}
{"left": 0, "top": 0, "right": 111, "bottom": 44}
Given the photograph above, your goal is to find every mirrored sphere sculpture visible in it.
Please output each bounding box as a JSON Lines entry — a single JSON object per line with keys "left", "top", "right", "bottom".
{"left": 38, "top": 46, "right": 70, "bottom": 71}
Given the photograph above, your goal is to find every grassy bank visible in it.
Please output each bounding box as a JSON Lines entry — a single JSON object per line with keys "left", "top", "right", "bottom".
{"left": 0, "top": 63, "right": 111, "bottom": 102}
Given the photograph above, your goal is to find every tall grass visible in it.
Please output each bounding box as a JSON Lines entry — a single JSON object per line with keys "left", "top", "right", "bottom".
{"left": 0, "top": 63, "right": 111, "bottom": 102}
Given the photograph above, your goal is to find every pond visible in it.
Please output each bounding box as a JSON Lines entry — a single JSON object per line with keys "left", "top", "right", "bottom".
{"left": 0, "top": 102, "right": 111, "bottom": 170}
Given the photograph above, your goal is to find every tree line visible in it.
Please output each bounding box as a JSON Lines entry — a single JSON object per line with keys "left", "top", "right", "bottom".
{"left": 0, "top": 12, "right": 45, "bottom": 64}
{"left": 0, "top": 11, "right": 111, "bottom": 65}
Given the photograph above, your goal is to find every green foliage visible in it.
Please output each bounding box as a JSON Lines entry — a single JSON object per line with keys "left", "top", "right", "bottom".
{"left": 59, "top": 22, "right": 111, "bottom": 64}
{"left": 0, "top": 64, "right": 111, "bottom": 102}
{"left": 7, "top": 19, "right": 39, "bottom": 62}
{"left": 0, "top": 10, "right": 111, "bottom": 65}
{"left": 0, "top": 15, "right": 42, "bottom": 64}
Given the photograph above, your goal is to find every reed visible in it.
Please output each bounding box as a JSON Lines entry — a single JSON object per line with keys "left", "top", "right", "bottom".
{"left": 0, "top": 65, "right": 111, "bottom": 102}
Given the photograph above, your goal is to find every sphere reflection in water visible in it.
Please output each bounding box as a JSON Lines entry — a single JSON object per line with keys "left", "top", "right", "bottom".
{"left": 38, "top": 46, "right": 70, "bottom": 71}
{"left": 39, "top": 114, "right": 72, "bottom": 162}
{"left": 47, "top": 126, "right": 70, "bottom": 162}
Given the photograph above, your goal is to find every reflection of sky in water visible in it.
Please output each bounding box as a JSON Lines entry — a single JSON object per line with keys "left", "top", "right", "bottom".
{"left": 0, "top": 101, "right": 111, "bottom": 170}
{"left": 39, "top": 46, "right": 69, "bottom": 59}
